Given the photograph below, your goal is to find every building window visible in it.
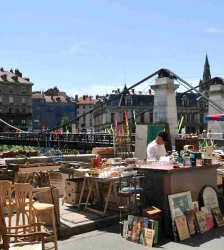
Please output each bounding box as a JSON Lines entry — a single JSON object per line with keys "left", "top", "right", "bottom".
{"left": 0, "top": 107, "right": 2, "bottom": 113}
{"left": 22, "top": 119, "right": 26, "bottom": 124}
{"left": 22, "top": 87, "right": 26, "bottom": 94}
{"left": 37, "top": 106, "right": 40, "bottom": 111}
{"left": 22, "top": 97, "right": 26, "bottom": 105}
{"left": 185, "top": 113, "right": 188, "bottom": 123}
{"left": 182, "top": 96, "right": 189, "bottom": 107}
{"left": 9, "top": 119, "right": 13, "bottom": 124}
{"left": 83, "top": 105, "right": 85, "bottom": 109}
{"left": 150, "top": 113, "right": 153, "bottom": 123}
{"left": 9, "top": 96, "right": 13, "bottom": 104}
{"left": 9, "top": 86, "right": 13, "bottom": 94}
{"left": 0, "top": 95, "right": 2, "bottom": 105}
{"left": 125, "top": 98, "right": 132, "bottom": 106}
{"left": 200, "top": 114, "right": 204, "bottom": 123}
{"left": 140, "top": 113, "right": 144, "bottom": 123}
{"left": 111, "top": 113, "right": 115, "bottom": 123}
{"left": 22, "top": 108, "right": 26, "bottom": 114}
{"left": 9, "top": 108, "right": 14, "bottom": 114}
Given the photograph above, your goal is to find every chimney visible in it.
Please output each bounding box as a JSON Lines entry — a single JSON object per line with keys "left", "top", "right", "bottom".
{"left": 96, "top": 95, "right": 99, "bottom": 99}
{"left": 89, "top": 96, "right": 92, "bottom": 101}
{"left": 75, "top": 95, "right": 78, "bottom": 102}
{"left": 149, "top": 89, "right": 151, "bottom": 95}
{"left": 10, "top": 68, "right": 13, "bottom": 73}
{"left": 15, "top": 69, "right": 22, "bottom": 77}
{"left": 117, "top": 88, "right": 120, "bottom": 93}
{"left": 24, "top": 77, "right": 30, "bottom": 81}
{"left": 83, "top": 95, "right": 86, "bottom": 100}
{"left": 0, "top": 67, "right": 4, "bottom": 72}
{"left": 132, "top": 89, "right": 135, "bottom": 94}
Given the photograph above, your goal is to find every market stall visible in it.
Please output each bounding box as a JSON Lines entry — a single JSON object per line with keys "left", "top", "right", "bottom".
{"left": 135, "top": 163, "right": 218, "bottom": 236}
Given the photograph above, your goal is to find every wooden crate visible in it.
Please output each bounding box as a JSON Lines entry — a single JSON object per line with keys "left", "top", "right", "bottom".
{"left": 64, "top": 191, "right": 80, "bottom": 205}
{"left": 65, "top": 178, "right": 83, "bottom": 193}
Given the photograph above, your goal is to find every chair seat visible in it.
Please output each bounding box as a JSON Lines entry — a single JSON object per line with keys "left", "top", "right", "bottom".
{"left": 10, "top": 241, "right": 42, "bottom": 250}
{"left": 33, "top": 203, "right": 54, "bottom": 211}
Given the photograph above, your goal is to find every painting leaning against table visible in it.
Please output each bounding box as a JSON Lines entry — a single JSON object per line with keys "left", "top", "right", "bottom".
{"left": 168, "top": 191, "right": 193, "bottom": 222}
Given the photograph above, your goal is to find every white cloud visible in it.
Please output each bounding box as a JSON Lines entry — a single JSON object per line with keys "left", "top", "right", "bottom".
{"left": 206, "top": 27, "right": 224, "bottom": 34}
{"left": 69, "top": 41, "right": 90, "bottom": 53}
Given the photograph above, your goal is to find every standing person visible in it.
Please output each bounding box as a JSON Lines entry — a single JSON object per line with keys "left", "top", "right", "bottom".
{"left": 202, "top": 130, "right": 207, "bottom": 139}
{"left": 147, "top": 130, "right": 168, "bottom": 160}
{"left": 207, "top": 129, "right": 213, "bottom": 146}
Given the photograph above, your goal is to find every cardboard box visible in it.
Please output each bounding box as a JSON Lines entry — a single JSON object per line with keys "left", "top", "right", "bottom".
{"left": 142, "top": 206, "right": 161, "bottom": 221}
{"left": 108, "top": 195, "right": 136, "bottom": 204}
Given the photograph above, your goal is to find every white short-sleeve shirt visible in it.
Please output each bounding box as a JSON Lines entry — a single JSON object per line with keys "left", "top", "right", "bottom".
{"left": 147, "top": 140, "right": 166, "bottom": 160}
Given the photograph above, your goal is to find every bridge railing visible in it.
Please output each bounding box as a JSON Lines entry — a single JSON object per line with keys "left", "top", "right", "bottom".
{"left": 0, "top": 132, "right": 135, "bottom": 146}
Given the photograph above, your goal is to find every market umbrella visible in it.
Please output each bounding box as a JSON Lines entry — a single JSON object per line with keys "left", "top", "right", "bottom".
{"left": 205, "top": 114, "right": 224, "bottom": 121}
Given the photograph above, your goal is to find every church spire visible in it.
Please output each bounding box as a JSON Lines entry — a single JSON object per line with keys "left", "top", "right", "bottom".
{"left": 203, "top": 54, "right": 211, "bottom": 82}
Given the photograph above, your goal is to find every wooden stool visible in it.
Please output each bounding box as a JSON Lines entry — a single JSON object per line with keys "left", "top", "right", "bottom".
{"left": 33, "top": 203, "right": 58, "bottom": 250}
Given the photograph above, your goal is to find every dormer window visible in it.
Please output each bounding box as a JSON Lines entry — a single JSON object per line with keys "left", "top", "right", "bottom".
{"left": 125, "top": 97, "right": 132, "bottom": 106}
{"left": 12, "top": 76, "right": 18, "bottom": 82}
{"left": 1, "top": 74, "right": 7, "bottom": 81}
{"left": 182, "top": 95, "right": 189, "bottom": 107}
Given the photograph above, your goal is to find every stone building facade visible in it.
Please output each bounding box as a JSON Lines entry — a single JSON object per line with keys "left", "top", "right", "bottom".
{"left": 0, "top": 68, "right": 33, "bottom": 132}
{"left": 32, "top": 87, "right": 77, "bottom": 132}
{"left": 93, "top": 55, "right": 211, "bottom": 134}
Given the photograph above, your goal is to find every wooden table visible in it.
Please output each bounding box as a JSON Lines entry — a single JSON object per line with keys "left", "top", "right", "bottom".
{"left": 78, "top": 176, "right": 118, "bottom": 216}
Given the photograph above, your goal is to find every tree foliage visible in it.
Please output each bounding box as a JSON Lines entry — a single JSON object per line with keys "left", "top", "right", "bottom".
{"left": 61, "top": 117, "right": 72, "bottom": 132}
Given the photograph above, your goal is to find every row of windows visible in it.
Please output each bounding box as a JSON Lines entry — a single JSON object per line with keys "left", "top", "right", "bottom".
{"left": 0, "top": 85, "right": 28, "bottom": 94}
{"left": 0, "top": 107, "right": 27, "bottom": 114}
{"left": 178, "top": 113, "right": 204, "bottom": 123}
{"left": 77, "top": 105, "right": 92, "bottom": 109}
{"left": 110, "top": 112, "right": 153, "bottom": 123}
{"left": 8, "top": 119, "right": 26, "bottom": 125}
{"left": 0, "top": 96, "right": 27, "bottom": 104}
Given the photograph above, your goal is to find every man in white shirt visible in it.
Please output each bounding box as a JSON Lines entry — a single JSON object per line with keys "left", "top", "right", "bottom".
{"left": 147, "top": 130, "right": 168, "bottom": 160}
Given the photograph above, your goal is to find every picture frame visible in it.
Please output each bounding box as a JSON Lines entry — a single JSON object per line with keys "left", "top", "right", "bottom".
{"left": 191, "top": 201, "right": 199, "bottom": 213}
{"left": 168, "top": 191, "right": 193, "bottom": 222}
{"left": 199, "top": 185, "right": 219, "bottom": 209}
{"left": 211, "top": 207, "right": 224, "bottom": 227}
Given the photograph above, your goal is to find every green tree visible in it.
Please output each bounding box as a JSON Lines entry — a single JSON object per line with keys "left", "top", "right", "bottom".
{"left": 61, "top": 117, "right": 72, "bottom": 132}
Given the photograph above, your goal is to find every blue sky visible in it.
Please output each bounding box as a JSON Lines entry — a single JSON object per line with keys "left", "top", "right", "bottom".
{"left": 1, "top": 0, "right": 224, "bottom": 97}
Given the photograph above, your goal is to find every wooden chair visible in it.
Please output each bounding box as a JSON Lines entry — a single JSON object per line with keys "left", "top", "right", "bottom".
{"left": 0, "top": 181, "right": 13, "bottom": 229}
{"left": 0, "top": 204, "right": 51, "bottom": 250}
{"left": 14, "top": 183, "right": 58, "bottom": 250}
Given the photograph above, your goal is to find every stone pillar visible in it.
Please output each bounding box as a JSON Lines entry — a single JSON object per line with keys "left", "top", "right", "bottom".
{"left": 151, "top": 77, "right": 179, "bottom": 145}
{"left": 208, "top": 84, "right": 224, "bottom": 139}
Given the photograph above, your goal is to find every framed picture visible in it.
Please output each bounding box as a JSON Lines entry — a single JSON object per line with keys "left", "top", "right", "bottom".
{"left": 200, "top": 185, "right": 219, "bottom": 209}
{"left": 195, "top": 211, "right": 209, "bottom": 233}
{"left": 211, "top": 207, "right": 224, "bottom": 227}
{"left": 168, "top": 191, "right": 193, "bottom": 222}
{"left": 191, "top": 201, "right": 199, "bottom": 213}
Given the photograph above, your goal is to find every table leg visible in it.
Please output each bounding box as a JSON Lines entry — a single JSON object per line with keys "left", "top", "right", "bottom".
{"left": 78, "top": 178, "right": 86, "bottom": 211}
{"left": 112, "top": 181, "right": 117, "bottom": 196}
{"left": 95, "top": 180, "right": 100, "bottom": 201}
{"left": 84, "top": 180, "right": 93, "bottom": 212}
{"left": 103, "top": 181, "right": 113, "bottom": 215}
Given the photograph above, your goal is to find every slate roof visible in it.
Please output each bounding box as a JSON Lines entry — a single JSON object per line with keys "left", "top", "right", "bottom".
{"left": 0, "top": 71, "right": 33, "bottom": 85}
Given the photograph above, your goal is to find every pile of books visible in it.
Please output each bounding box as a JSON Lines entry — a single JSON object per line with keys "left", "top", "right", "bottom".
{"left": 122, "top": 215, "right": 159, "bottom": 247}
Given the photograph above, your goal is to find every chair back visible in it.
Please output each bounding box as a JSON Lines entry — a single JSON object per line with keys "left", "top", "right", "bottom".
{"left": 0, "top": 204, "right": 9, "bottom": 250}
{"left": 0, "top": 180, "right": 12, "bottom": 207}
{"left": 14, "top": 183, "right": 33, "bottom": 216}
